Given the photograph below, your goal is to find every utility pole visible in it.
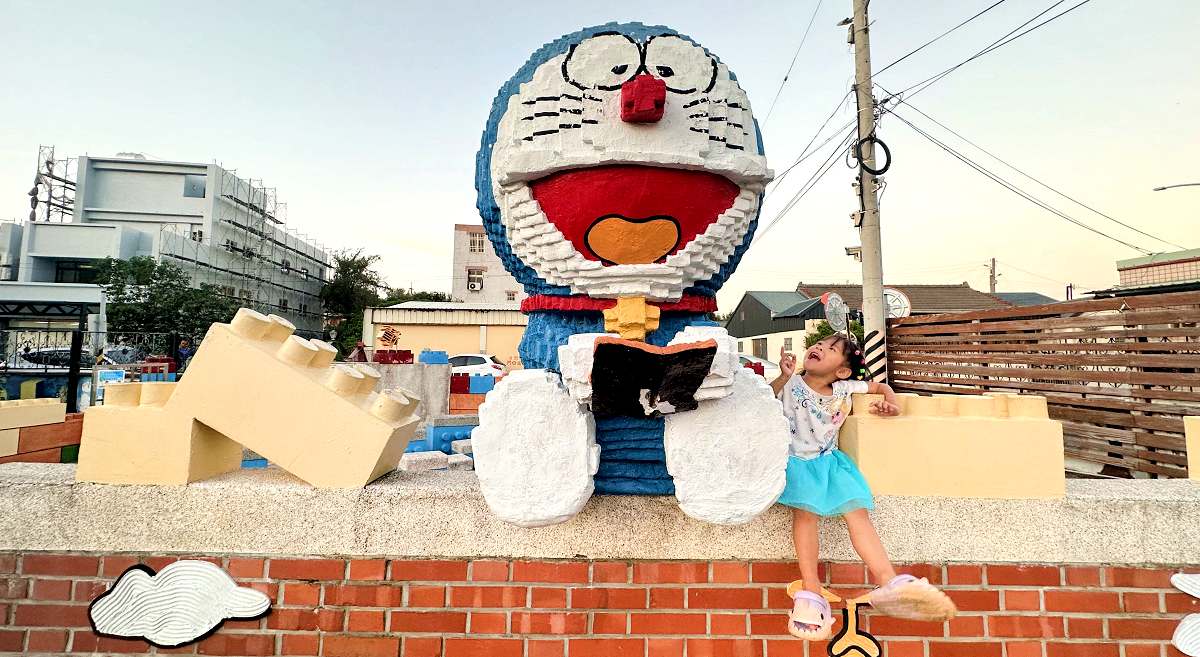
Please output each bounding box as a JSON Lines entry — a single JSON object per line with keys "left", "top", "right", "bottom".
{"left": 850, "top": 0, "right": 888, "bottom": 383}
{"left": 988, "top": 258, "right": 997, "bottom": 293}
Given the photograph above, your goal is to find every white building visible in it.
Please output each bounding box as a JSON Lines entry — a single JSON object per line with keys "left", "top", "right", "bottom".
{"left": 2, "top": 154, "right": 329, "bottom": 333}
{"left": 450, "top": 224, "right": 526, "bottom": 305}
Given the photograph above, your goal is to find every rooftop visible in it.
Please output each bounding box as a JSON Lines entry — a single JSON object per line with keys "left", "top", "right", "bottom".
{"left": 1117, "top": 247, "right": 1200, "bottom": 270}
{"left": 795, "top": 282, "right": 1011, "bottom": 314}
{"left": 742, "top": 291, "right": 822, "bottom": 318}
{"left": 994, "top": 291, "right": 1059, "bottom": 307}
{"left": 387, "top": 301, "right": 522, "bottom": 312}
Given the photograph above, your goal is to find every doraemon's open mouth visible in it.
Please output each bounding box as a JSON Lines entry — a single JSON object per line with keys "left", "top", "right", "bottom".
{"left": 529, "top": 164, "right": 740, "bottom": 266}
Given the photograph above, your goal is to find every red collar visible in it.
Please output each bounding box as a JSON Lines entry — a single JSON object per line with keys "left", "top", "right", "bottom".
{"left": 520, "top": 294, "right": 717, "bottom": 314}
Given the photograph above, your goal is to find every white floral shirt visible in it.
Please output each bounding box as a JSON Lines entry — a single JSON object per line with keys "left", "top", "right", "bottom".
{"left": 777, "top": 376, "right": 870, "bottom": 459}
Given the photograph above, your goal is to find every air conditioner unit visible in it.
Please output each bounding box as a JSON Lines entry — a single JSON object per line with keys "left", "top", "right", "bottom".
{"left": 191, "top": 230, "right": 204, "bottom": 242}
{"left": 467, "top": 281, "right": 483, "bottom": 291}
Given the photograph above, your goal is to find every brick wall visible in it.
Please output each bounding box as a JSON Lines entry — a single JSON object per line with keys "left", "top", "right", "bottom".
{"left": 0, "top": 553, "right": 1192, "bottom": 657}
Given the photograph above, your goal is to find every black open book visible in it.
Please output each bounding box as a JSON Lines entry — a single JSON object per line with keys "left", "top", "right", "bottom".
{"left": 589, "top": 337, "right": 717, "bottom": 418}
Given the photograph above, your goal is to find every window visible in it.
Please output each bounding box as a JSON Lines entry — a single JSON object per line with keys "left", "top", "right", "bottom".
{"left": 752, "top": 338, "right": 767, "bottom": 359}
{"left": 783, "top": 337, "right": 793, "bottom": 351}
{"left": 490, "top": 356, "right": 504, "bottom": 365}
{"left": 468, "top": 232, "right": 486, "bottom": 253}
{"left": 54, "top": 260, "right": 99, "bottom": 284}
{"left": 466, "top": 268, "right": 484, "bottom": 292}
{"left": 239, "top": 289, "right": 253, "bottom": 302}
{"left": 505, "top": 291, "right": 517, "bottom": 301}
{"left": 465, "top": 356, "right": 486, "bottom": 365}
{"left": 219, "top": 285, "right": 236, "bottom": 297}
{"left": 448, "top": 356, "right": 467, "bottom": 367}
{"left": 183, "top": 174, "right": 206, "bottom": 198}
{"left": 738, "top": 341, "right": 744, "bottom": 353}
{"left": 279, "top": 298, "right": 289, "bottom": 310}
{"left": 299, "top": 303, "right": 308, "bottom": 314}
{"left": 281, "top": 259, "right": 291, "bottom": 274}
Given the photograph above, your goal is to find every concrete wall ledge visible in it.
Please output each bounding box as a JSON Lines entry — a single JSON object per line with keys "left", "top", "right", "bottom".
{"left": 2, "top": 463, "right": 1197, "bottom": 565}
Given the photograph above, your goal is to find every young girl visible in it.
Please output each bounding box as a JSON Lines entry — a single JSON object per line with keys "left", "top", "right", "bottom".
{"left": 771, "top": 335, "right": 956, "bottom": 641}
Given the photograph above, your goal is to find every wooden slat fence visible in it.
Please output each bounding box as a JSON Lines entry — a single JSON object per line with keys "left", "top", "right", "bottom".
{"left": 886, "top": 291, "right": 1200, "bottom": 477}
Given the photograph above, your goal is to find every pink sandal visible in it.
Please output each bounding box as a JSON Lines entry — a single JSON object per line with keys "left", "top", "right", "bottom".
{"left": 788, "top": 590, "right": 834, "bottom": 641}
{"left": 867, "top": 574, "right": 957, "bottom": 621}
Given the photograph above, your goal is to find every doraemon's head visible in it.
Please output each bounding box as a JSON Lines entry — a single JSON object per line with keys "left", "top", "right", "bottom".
{"left": 477, "top": 23, "right": 772, "bottom": 302}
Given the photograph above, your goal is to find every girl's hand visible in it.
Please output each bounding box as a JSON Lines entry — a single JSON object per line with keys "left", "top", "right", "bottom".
{"left": 779, "top": 346, "right": 798, "bottom": 378}
{"left": 869, "top": 399, "right": 901, "bottom": 417}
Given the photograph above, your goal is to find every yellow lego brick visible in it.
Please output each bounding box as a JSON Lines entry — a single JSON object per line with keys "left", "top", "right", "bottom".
{"left": 1187, "top": 417, "right": 1200, "bottom": 481}
{"left": 0, "top": 398, "right": 66, "bottom": 431}
{"left": 163, "top": 309, "right": 420, "bottom": 488}
{"left": 76, "top": 382, "right": 243, "bottom": 485}
{"left": 0, "top": 429, "right": 17, "bottom": 457}
{"left": 840, "top": 392, "right": 1065, "bottom": 499}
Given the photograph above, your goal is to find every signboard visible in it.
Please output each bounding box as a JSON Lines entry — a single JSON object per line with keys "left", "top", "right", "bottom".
{"left": 374, "top": 325, "right": 402, "bottom": 349}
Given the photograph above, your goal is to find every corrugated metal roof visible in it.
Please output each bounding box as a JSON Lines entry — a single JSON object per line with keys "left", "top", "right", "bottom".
{"left": 388, "top": 301, "right": 522, "bottom": 312}
{"left": 367, "top": 304, "right": 527, "bottom": 326}
{"left": 744, "top": 291, "right": 812, "bottom": 315}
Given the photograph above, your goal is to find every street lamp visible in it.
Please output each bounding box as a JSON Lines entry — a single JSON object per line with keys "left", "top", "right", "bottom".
{"left": 1153, "top": 183, "right": 1200, "bottom": 191}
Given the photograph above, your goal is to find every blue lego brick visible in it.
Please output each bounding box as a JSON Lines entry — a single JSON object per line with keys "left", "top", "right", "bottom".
{"left": 468, "top": 375, "right": 495, "bottom": 394}
{"left": 418, "top": 349, "right": 449, "bottom": 365}
{"left": 405, "top": 438, "right": 435, "bottom": 453}
{"left": 427, "top": 425, "right": 477, "bottom": 454}
{"left": 241, "top": 458, "right": 268, "bottom": 469}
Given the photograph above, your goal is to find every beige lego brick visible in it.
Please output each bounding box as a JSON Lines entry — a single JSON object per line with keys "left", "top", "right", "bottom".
{"left": 0, "top": 429, "right": 17, "bottom": 457}
{"left": 164, "top": 309, "right": 421, "bottom": 488}
{"left": 0, "top": 399, "right": 66, "bottom": 431}
{"left": 839, "top": 392, "right": 1065, "bottom": 499}
{"left": 1187, "top": 417, "right": 1200, "bottom": 480}
{"left": 76, "top": 382, "right": 243, "bottom": 485}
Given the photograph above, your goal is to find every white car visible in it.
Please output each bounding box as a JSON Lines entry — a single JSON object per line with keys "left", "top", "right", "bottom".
{"left": 738, "top": 354, "right": 782, "bottom": 380}
{"left": 448, "top": 353, "right": 508, "bottom": 376}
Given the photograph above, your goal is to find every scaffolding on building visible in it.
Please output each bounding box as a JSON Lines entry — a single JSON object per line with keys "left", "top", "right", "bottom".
{"left": 29, "top": 145, "right": 76, "bottom": 223}
{"left": 159, "top": 165, "right": 330, "bottom": 332}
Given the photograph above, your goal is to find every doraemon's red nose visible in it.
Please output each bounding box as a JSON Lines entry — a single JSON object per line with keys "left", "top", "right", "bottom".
{"left": 620, "top": 74, "right": 666, "bottom": 123}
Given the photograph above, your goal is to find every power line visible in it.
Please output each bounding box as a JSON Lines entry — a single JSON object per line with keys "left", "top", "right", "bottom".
{"left": 889, "top": 0, "right": 1092, "bottom": 101}
{"left": 769, "top": 90, "right": 855, "bottom": 190}
{"left": 754, "top": 126, "right": 858, "bottom": 245}
{"left": 763, "top": 0, "right": 824, "bottom": 125}
{"left": 876, "top": 89, "right": 1187, "bottom": 251}
{"left": 875, "top": 0, "right": 1012, "bottom": 75}
{"left": 890, "top": 109, "right": 1155, "bottom": 254}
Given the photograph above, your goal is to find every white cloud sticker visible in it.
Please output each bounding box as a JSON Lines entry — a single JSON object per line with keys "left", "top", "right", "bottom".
{"left": 89, "top": 560, "right": 271, "bottom": 647}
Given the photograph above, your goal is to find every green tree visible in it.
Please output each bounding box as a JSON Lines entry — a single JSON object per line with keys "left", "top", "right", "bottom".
{"left": 320, "top": 250, "right": 387, "bottom": 355}
{"left": 94, "top": 256, "right": 240, "bottom": 338}
{"left": 805, "top": 320, "right": 865, "bottom": 348}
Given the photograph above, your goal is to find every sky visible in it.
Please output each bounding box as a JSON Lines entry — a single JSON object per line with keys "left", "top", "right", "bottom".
{"left": 1, "top": 0, "right": 1197, "bottom": 312}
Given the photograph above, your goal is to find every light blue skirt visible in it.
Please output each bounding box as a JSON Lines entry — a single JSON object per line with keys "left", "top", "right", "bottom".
{"left": 777, "top": 450, "right": 875, "bottom": 517}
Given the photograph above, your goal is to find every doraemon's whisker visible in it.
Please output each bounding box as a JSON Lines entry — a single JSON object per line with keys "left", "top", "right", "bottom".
{"left": 688, "top": 113, "right": 709, "bottom": 119}
{"left": 689, "top": 127, "right": 710, "bottom": 134}
{"left": 682, "top": 98, "right": 708, "bottom": 108}
{"left": 708, "top": 117, "right": 726, "bottom": 122}
{"left": 521, "top": 112, "right": 560, "bottom": 120}
{"left": 583, "top": 94, "right": 604, "bottom": 102}
{"left": 708, "top": 135, "right": 727, "bottom": 143}
{"left": 521, "top": 128, "right": 560, "bottom": 141}
{"left": 581, "top": 119, "right": 599, "bottom": 124}
{"left": 522, "top": 95, "right": 575, "bottom": 105}
{"left": 561, "top": 108, "right": 583, "bottom": 115}
{"left": 558, "top": 123, "right": 582, "bottom": 129}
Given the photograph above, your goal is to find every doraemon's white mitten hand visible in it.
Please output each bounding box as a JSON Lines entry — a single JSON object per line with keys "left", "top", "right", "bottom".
{"left": 664, "top": 367, "right": 790, "bottom": 524}
{"left": 667, "top": 325, "right": 740, "bottom": 402}
{"left": 557, "top": 332, "right": 613, "bottom": 405}
{"left": 473, "top": 369, "right": 600, "bottom": 527}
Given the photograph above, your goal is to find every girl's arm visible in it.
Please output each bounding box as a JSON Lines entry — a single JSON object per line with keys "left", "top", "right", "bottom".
{"left": 865, "top": 381, "right": 901, "bottom": 416}
{"left": 770, "top": 346, "right": 798, "bottom": 396}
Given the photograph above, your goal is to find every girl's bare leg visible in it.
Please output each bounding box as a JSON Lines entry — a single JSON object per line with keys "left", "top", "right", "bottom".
{"left": 843, "top": 508, "right": 897, "bottom": 586}
{"left": 792, "top": 509, "right": 823, "bottom": 594}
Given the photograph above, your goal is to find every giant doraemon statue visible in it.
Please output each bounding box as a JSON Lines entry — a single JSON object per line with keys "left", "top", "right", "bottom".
{"left": 473, "top": 23, "right": 791, "bottom": 527}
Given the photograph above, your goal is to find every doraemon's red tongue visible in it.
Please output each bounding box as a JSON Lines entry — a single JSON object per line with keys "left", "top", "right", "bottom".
{"left": 529, "top": 165, "right": 739, "bottom": 266}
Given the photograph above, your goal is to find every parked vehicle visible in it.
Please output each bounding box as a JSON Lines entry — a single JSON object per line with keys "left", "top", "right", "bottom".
{"left": 2, "top": 344, "right": 149, "bottom": 373}
{"left": 739, "top": 354, "right": 782, "bottom": 381}
{"left": 448, "top": 353, "right": 507, "bottom": 376}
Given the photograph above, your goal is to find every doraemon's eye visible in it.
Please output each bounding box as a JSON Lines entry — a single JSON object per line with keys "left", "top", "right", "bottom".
{"left": 563, "top": 34, "right": 641, "bottom": 91}
{"left": 644, "top": 35, "right": 716, "bottom": 94}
